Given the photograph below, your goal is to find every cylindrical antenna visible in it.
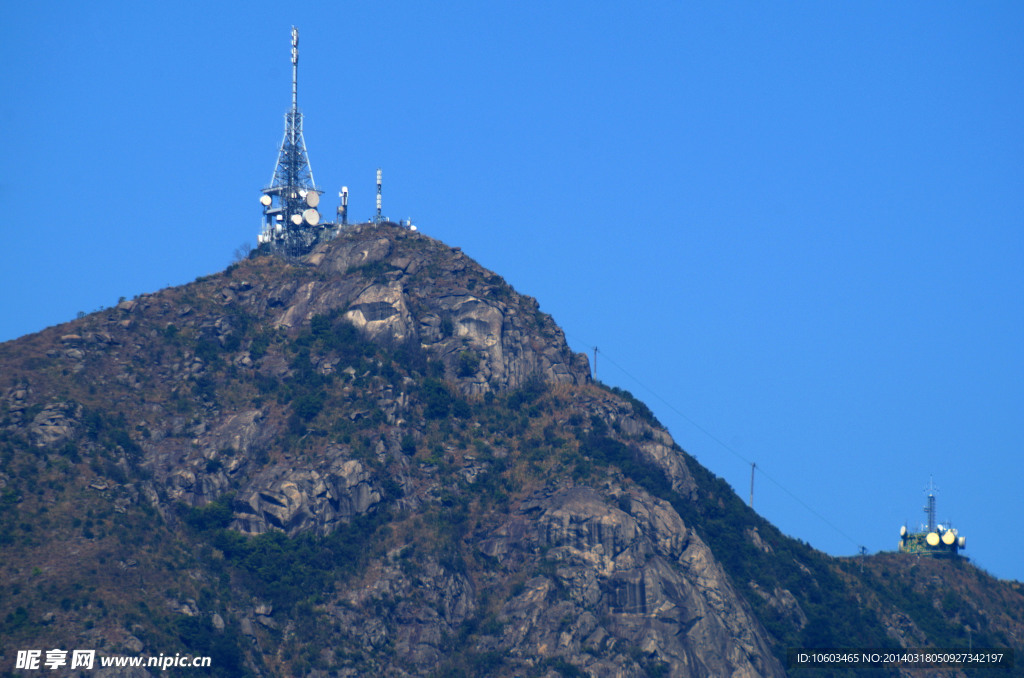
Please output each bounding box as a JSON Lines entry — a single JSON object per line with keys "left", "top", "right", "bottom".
{"left": 376, "top": 168, "right": 382, "bottom": 222}
{"left": 338, "top": 186, "right": 349, "bottom": 225}
{"left": 923, "top": 476, "right": 938, "bottom": 532}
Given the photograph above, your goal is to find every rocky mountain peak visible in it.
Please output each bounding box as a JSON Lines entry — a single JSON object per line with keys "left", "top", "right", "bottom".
{"left": 0, "top": 223, "right": 1020, "bottom": 677}
{"left": 268, "top": 222, "right": 591, "bottom": 394}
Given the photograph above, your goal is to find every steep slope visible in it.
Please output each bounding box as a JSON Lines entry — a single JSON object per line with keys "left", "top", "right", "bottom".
{"left": 0, "top": 223, "right": 1020, "bottom": 677}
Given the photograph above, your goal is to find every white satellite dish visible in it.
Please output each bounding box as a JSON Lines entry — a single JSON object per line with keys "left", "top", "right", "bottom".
{"left": 926, "top": 532, "right": 940, "bottom": 547}
{"left": 306, "top": 191, "right": 320, "bottom": 207}
{"left": 260, "top": 194, "right": 272, "bottom": 206}
{"left": 303, "top": 208, "right": 320, "bottom": 225}
{"left": 942, "top": 530, "right": 956, "bottom": 545}
{"left": 900, "top": 525, "right": 907, "bottom": 537}
{"left": 291, "top": 214, "right": 303, "bottom": 226}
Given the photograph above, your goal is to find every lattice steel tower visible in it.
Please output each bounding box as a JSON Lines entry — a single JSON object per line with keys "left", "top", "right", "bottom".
{"left": 258, "top": 27, "right": 324, "bottom": 253}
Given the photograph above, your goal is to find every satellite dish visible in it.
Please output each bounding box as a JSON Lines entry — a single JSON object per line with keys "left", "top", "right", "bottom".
{"left": 926, "top": 532, "right": 940, "bottom": 547}
{"left": 260, "top": 194, "right": 272, "bottom": 206}
{"left": 937, "top": 524, "right": 944, "bottom": 532}
{"left": 303, "top": 208, "right": 320, "bottom": 225}
{"left": 942, "top": 530, "right": 956, "bottom": 545}
{"left": 291, "top": 214, "right": 303, "bottom": 226}
{"left": 410, "top": 225, "right": 417, "bottom": 231}
{"left": 958, "top": 536, "right": 966, "bottom": 549}
{"left": 900, "top": 525, "right": 907, "bottom": 537}
{"left": 306, "top": 191, "right": 320, "bottom": 207}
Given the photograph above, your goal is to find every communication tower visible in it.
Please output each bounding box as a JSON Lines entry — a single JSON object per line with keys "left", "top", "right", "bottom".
{"left": 897, "top": 478, "right": 966, "bottom": 558}
{"left": 258, "top": 27, "right": 325, "bottom": 255}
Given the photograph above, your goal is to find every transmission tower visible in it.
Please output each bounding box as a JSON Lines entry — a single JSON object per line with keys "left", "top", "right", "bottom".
{"left": 258, "top": 27, "right": 324, "bottom": 253}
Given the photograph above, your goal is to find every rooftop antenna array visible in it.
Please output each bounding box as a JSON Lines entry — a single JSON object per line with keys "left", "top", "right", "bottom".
{"left": 257, "top": 27, "right": 324, "bottom": 254}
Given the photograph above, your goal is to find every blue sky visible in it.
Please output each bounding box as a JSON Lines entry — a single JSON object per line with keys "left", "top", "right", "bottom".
{"left": 2, "top": 2, "right": 1022, "bottom": 582}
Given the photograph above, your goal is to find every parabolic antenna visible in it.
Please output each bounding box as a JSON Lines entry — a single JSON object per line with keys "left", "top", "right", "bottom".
{"left": 900, "top": 526, "right": 907, "bottom": 537}
{"left": 942, "top": 530, "right": 956, "bottom": 545}
{"left": 291, "top": 214, "right": 303, "bottom": 226}
{"left": 306, "top": 191, "right": 320, "bottom": 207}
{"left": 958, "top": 536, "right": 966, "bottom": 549}
{"left": 926, "top": 532, "right": 941, "bottom": 547}
{"left": 260, "top": 194, "right": 272, "bottom": 206}
{"left": 303, "top": 208, "right": 320, "bottom": 225}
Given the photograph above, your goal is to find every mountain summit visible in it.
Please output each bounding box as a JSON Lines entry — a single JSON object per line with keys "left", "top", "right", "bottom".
{"left": 1, "top": 224, "right": 1020, "bottom": 677}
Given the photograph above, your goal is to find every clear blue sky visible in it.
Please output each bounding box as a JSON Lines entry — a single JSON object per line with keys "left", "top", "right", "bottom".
{"left": 2, "top": 2, "right": 1022, "bottom": 582}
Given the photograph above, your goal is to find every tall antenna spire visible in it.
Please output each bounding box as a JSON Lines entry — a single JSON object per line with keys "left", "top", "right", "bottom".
{"left": 258, "top": 26, "right": 323, "bottom": 254}
{"left": 291, "top": 26, "right": 298, "bottom": 113}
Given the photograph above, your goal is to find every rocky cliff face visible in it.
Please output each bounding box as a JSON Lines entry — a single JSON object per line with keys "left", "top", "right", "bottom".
{"left": 0, "top": 223, "right": 1020, "bottom": 677}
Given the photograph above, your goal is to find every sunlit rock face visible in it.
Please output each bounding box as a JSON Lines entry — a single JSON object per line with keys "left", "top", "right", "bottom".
{"left": 270, "top": 223, "right": 592, "bottom": 394}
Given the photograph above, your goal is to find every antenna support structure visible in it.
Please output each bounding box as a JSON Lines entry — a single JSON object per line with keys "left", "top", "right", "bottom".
{"left": 257, "top": 27, "right": 329, "bottom": 256}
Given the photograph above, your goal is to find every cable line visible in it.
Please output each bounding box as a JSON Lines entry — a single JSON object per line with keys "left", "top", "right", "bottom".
{"left": 570, "top": 334, "right": 862, "bottom": 550}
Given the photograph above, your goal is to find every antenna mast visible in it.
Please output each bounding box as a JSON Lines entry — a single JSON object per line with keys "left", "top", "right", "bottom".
{"left": 375, "top": 168, "right": 383, "bottom": 223}
{"left": 924, "top": 476, "right": 938, "bottom": 532}
{"left": 749, "top": 462, "right": 756, "bottom": 508}
{"left": 291, "top": 26, "right": 298, "bottom": 113}
{"left": 258, "top": 26, "right": 323, "bottom": 254}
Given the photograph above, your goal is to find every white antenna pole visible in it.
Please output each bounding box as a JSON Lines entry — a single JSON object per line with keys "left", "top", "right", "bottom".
{"left": 291, "top": 27, "right": 299, "bottom": 112}
{"left": 376, "top": 168, "right": 383, "bottom": 222}
{"left": 749, "top": 462, "right": 756, "bottom": 508}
